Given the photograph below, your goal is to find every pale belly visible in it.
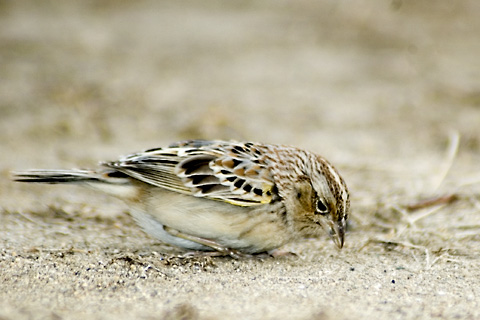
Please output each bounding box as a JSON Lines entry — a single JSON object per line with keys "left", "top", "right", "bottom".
{"left": 128, "top": 188, "right": 290, "bottom": 253}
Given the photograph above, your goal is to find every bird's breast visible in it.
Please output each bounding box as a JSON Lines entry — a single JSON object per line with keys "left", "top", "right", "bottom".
{"left": 135, "top": 188, "right": 291, "bottom": 253}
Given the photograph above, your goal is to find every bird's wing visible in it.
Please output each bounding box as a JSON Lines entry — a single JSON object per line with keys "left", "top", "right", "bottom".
{"left": 102, "top": 140, "right": 277, "bottom": 206}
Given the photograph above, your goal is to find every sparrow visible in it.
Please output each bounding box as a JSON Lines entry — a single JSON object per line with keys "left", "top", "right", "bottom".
{"left": 12, "top": 140, "right": 350, "bottom": 258}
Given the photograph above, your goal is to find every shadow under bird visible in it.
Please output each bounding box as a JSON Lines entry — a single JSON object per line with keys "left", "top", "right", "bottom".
{"left": 12, "top": 140, "right": 350, "bottom": 258}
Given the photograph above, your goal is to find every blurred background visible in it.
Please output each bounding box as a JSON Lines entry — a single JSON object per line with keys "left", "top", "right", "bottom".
{"left": 2, "top": 0, "right": 480, "bottom": 223}
{"left": 1, "top": 1, "right": 480, "bottom": 319}
{"left": 2, "top": 0, "right": 478, "bottom": 158}
{"left": 2, "top": 0, "right": 480, "bottom": 209}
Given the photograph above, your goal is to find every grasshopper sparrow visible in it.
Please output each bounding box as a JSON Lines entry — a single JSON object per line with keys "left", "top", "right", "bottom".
{"left": 12, "top": 140, "right": 350, "bottom": 257}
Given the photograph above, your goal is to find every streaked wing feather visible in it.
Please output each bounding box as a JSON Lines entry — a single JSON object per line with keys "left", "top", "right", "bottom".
{"left": 176, "top": 142, "right": 276, "bottom": 205}
{"left": 102, "top": 152, "right": 192, "bottom": 195}
{"left": 103, "top": 141, "right": 277, "bottom": 206}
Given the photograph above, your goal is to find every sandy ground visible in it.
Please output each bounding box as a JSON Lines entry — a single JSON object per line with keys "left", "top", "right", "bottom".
{"left": 1, "top": 1, "right": 480, "bottom": 319}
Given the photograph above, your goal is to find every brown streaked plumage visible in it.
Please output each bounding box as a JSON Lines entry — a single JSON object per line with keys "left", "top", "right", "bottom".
{"left": 12, "top": 140, "right": 350, "bottom": 257}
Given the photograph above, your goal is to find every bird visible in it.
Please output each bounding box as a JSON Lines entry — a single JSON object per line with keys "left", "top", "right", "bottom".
{"left": 12, "top": 140, "right": 350, "bottom": 258}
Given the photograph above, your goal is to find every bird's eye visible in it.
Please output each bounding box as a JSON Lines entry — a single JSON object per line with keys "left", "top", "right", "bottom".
{"left": 316, "top": 198, "right": 329, "bottom": 215}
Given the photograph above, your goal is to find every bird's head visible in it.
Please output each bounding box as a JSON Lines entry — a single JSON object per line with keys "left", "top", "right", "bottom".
{"left": 282, "top": 154, "right": 350, "bottom": 248}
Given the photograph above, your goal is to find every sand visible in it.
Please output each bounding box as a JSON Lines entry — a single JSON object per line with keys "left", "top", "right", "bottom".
{"left": 1, "top": 1, "right": 479, "bottom": 319}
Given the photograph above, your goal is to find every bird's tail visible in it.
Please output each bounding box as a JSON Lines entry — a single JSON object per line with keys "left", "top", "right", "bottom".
{"left": 11, "top": 169, "right": 136, "bottom": 198}
{"left": 12, "top": 169, "right": 106, "bottom": 184}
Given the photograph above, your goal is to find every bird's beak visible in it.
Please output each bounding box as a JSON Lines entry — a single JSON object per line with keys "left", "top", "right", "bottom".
{"left": 331, "top": 218, "right": 346, "bottom": 249}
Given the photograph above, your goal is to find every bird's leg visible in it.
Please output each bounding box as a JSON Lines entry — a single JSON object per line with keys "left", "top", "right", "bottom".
{"left": 163, "top": 226, "right": 250, "bottom": 259}
{"left": 267, "top": 249, "right": 298, "bottom": 258}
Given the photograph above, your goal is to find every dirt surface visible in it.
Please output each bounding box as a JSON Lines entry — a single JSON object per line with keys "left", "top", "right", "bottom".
{"left": 1, "top": 1, "right": 480, "bottom": 319}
